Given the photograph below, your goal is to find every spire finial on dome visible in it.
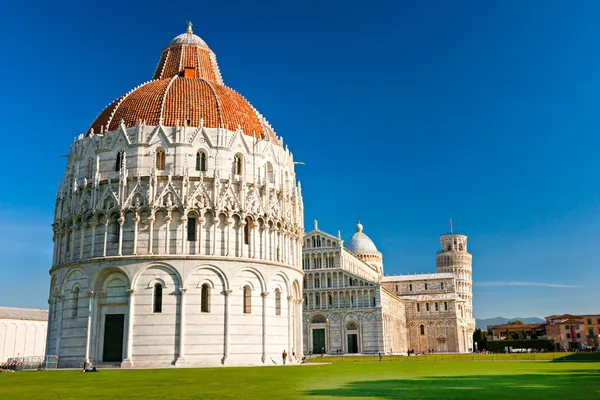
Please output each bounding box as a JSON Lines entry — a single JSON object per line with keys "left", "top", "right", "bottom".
{"left": 356, "top": 220, "right": 363, "bottom": 232}
{"left": 186, "top": 20, "right": 193, "bottom": 34}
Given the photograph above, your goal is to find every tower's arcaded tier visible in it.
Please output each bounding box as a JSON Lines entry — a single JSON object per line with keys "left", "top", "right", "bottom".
{"left": 436, "top": 233, "right": 475, "bottom": 349}
{"left": 47, "top": 23, "right": 305, "bottom": 368}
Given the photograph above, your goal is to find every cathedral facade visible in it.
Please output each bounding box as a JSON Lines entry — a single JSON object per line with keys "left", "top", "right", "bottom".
{"left": 302, "top": 222, "right": 475, "bottom": 354}
{"left": 47, "top": 24, "right": 305, "bottom": 368}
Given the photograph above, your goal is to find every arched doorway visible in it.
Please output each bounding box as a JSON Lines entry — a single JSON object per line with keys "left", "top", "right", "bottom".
{"left": 346, "top": 321, "right": 359, "bottom": 354}
{"left": 310, "top": 315, "right": 327, "bottom": 354}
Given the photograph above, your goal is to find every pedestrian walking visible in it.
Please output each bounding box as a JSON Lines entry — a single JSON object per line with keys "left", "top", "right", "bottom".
{"left": 282, "top": 350, "right": 287, "bottom": 365}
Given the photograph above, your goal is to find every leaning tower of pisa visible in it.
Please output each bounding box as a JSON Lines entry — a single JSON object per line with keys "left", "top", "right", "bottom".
{"left": 436, "top": 233, "right": 475, "bottom": 351}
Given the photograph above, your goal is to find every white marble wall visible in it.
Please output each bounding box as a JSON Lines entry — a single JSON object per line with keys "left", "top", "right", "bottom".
{"left": 0, "top": 319, "right": 47, "bottom": 362}
{"left": 47, "top": 259, "right": 303, "bottom": 368}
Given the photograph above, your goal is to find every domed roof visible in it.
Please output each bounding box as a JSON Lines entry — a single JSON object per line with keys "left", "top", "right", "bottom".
{"left": 167, "top": 22, "right": 209, "bottom": 49}
{"left": 87, "top": 22, "right": 278, "bottom": 141}
{"left": 346, "top": 221, "right": 379, "bottom": 255}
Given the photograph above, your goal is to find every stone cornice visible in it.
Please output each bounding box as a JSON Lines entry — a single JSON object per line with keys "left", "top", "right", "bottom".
{"left": 50, "top": 254, "right": 304, "bottom": 276}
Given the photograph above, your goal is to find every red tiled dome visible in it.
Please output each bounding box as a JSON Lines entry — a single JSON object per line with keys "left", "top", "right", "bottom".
{"left": 87, "top": 24, "right": 277, "bottom": 141}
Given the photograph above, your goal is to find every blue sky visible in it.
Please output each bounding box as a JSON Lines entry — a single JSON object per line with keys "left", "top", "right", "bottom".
{"left": 1, "top": 1, "right": 599, "bottom": 318}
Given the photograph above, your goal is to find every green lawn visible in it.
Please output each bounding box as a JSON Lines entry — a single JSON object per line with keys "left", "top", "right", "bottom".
{"left": 1, "top": 358, "right": 599, "bottom": 399}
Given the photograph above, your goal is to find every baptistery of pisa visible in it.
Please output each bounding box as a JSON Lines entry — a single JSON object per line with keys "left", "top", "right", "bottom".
{"left": 47, "top": 23, "right": 304, "bottom": 368}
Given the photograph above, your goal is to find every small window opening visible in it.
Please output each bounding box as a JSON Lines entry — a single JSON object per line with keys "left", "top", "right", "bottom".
{"left": 243, "top": 286, "right": 251, "bottom": 314}
{"left": 72, "top": 287, "right": 80, "bottom": 317}
{"left": 196, "top": 152, "right": 206, "bottom": 172}
{"left": 244, "top": 220, "right": 250, "bottom": 245}
{"left": 156, "top": 149, "right": 166, "bottom": 170}
{"left": 153, "top": 283, "right": 163, "bottom": 313}
{"left": 183, "top": 67, "right": 196, "bottom": 78}
{"left": 115, "top": 151, "right": 123, "bottom": 172}
{"left": 275, "top": 289, "right": 281, "bottom": 316}
{"left": 188, "top": 217, "right": 196, "bottom": 241}
{"left": 420, "top": 324, "right": 425, "bottom": 335}
{"left": 201, "top": 284, "right": 210, "bottom": 313}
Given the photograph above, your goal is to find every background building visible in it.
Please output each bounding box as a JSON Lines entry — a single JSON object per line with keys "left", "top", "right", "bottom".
{"left": 47, "top": 23, "right": 304, "bottom": 368}
{"left": 545, "top": 314, "right": 600, "bottom": 350}
{"left": 0, "top": 307, "right": 48, "bottom": 363}
{"left": 302, "top": 221, "right": 475, "bottom": 354}
{"left": 486, "top": 323, "right": 547, "bottom": 341}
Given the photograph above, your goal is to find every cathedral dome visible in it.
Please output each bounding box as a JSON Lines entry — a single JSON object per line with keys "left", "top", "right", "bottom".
{"left": 346, "top": 221, "right": 379, "bottom": 255}
{"left": 87, "top": 22, "right": 277, "bottom": 142}
{"left": 168, "top": 31, "right": 209, "bottom": 49}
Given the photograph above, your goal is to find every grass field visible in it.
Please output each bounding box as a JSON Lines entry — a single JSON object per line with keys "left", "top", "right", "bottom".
{"left": 1, "top": 356, "right": 599, "bottom": 399}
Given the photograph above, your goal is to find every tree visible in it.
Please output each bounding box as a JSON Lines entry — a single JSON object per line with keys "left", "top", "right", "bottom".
{"left": 473, "top": 329, "right": 488, "bottom": 350}
{"left": 507, "top": 320, "right": 523, "bottom": 325}
{"left": 530, "top": 328, "right": 538, "bottom": 340}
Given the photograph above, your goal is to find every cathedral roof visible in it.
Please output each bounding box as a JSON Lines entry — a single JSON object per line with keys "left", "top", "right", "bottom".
{"left": 0, "top": 307, "right": 48, "bottom": 321}
{"left": 346, "top": 221, "right": 380, "bottom": 255}
{"left": 87, "top": 22, "right": 278, "bottom": 142}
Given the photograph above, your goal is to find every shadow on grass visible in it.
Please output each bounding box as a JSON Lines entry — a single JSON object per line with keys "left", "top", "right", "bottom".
{"left": 306, "top": 371, "right": 600, "bottom": 399}
{"left": 551, "top": 353, "right": 600, "bottom": 362}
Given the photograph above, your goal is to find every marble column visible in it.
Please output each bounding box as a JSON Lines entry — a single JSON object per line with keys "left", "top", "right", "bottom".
{"left": 287, "top": 295, "right": 293, "bottom": 359}
{"left": 182, "top": 217, "right": 188, "bottom": 254}
{"left": 103, "top": 220, "right": 109, "bottom": 257}
{"left": 148, "top": 215, "right": 155, "bottom": 255}
{"left": 85, "top": 290, "right": 95, "bottom": 365}
{"left": 79, "top": 223, "right": 85, "bottom": 259}
{"left": 297, "top": 299, "right": 304, "bottom": 355}
{"left": 117, "top": 215, "right": 124, "bottom": 256}
{"left": 197, "top": 217, "right": 204, "bottom": 255}
{"left": 226, "top": 218, "right": 232, "bottom": 256}
{"left": 121, "top": 289, "right": 135, "bottom": 367}
{"left": 90, "top": 222, "right": 97, "bottom": 257}
{"left": 222, "top": 290, "right": 233, "bottom": 364}
{"left": 54, "top": 295, "right": 64, "bottom": 358}
{"left": 132, "top": 214, "right": 139, "bottom": 255}
{"left": 261, "top": 291, "right": 269, "bottom": 363}
{"left": 176, "top": 288, "right": 187, "bottom": 366}
{"left": 165, "top": 214, "right": 171, "bottom": 254}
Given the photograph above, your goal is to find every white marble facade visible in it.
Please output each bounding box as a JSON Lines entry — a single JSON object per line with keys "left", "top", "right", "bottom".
{"left": 302, "top": 222, "right": 475, "bottom": 355}
{"left": 47, "top": 27, "right": 305, "bottom": 368}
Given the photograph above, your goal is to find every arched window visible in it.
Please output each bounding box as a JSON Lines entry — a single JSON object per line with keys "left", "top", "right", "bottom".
{"left": 275, "top": 289, "right": 281, "bottom": 316}
{"left": 409, "top": 284, "right": 413, "bottom": 291}
{"left": 328, "top": 294, "right": 332, "bottom": 306}
{"left": 243, "top": 285, "right": 251, "bottom": 314}
{"left": 72, "top": 287, "right": 80, "bottom": 317}
{"left": 346, "top": 321, "right": 358, "bottom": 330}
{"left": 425, "top": 283, "right": 428, "bottom": 290}
{"left": 87, "top": 158, "right": 93, "bottom": 180}
{"left": 196, "top": 151, "right": 207, "bottom": 172}
{"left": 441, "top": 282, "right": 444, "bottom": 290}
{"left": 244, "top": 218, "right": 250, "bottom": 245}
{"left": 233, "top": 154, "right": 243, "bottom": 176}
{"left": 315, "top": 295, "right": 320, "bottom": 306}
{"left": 187, "top": 216, "right": 196, "bottom": 241}
{"left": 115, "top": 151, "right": 123, "bottom": 172}
{"left": 156, "top": 148, "right": 166, "bottom": 170}
{"left": 201, "top": 284, "right": 210, "bottom": 313}
{"left": 153, "top": 283, "right": 163, "bottom": 313}
{"left": 420, "top": 324, "right": 425, "bottom": 335}
{"left": 311, "top": 315, "right": 326, "bottom": 324}
{"left": 266, "top": 162, "right": 274, "bottom": 184}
